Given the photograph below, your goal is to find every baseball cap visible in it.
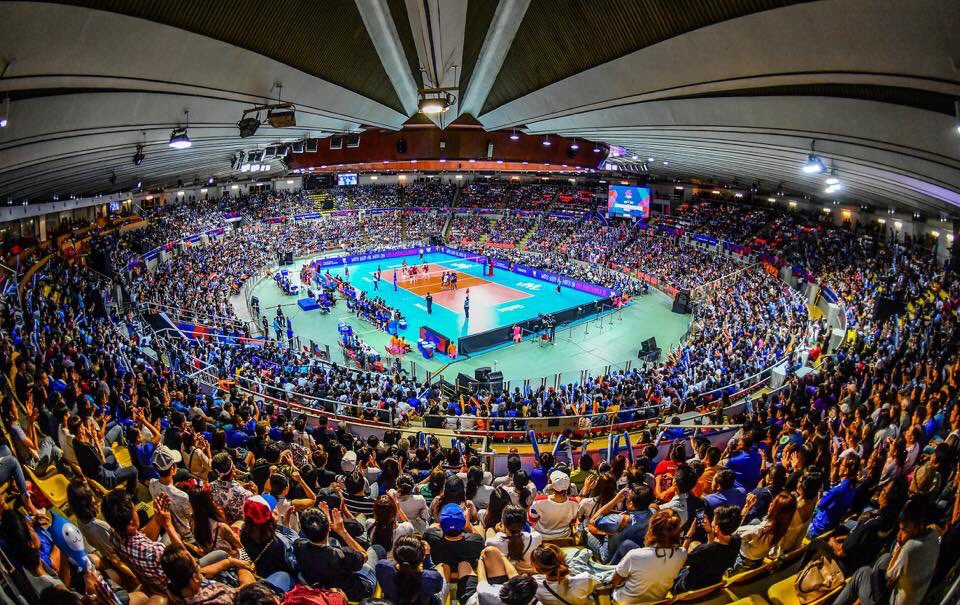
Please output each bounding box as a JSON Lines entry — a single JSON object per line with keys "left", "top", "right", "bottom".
{"left": 549, "top": 470, "right": 570, "bottom": 492}
{"left": 341, "top": 451, "right": 358, "bottom": 473}
{"left": 243, "top": 494, "right": 277, "bottom": 524}
{"left": 152, "top": 446, "right": 182, "bottom": 472}
{"left": 439, "top": 503, "right": 466, "bottom": 534}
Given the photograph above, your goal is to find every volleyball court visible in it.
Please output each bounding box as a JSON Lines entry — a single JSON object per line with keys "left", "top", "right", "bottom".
{"left": 387, "top": 254, "right": 532, "bottom": 312}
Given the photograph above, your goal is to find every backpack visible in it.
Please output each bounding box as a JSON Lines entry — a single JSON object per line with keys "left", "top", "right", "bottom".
{"left": 281, "top": 584, "right": 348, "bottom": 605}
{"left": 794, "top": 555, "right": 844, "bottom": 604}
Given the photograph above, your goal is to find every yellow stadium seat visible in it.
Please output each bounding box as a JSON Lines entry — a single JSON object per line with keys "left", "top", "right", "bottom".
{"left": 28, "top": 467, "right": 70, "bottom": 510}
{"left": 728, "top": 596, "right": 770, "bottom": 605}
{"left": 671, "top": 582, "right": 725, "bottom": 602}
{"left": 112, "top": 444, "right": 132, "bottom": 468}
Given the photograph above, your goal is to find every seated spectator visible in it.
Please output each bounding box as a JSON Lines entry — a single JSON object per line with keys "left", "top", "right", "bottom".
{"left": 368, "top": 494, "right": 415, "bottom": 553}
{"left": 189, "top": 488, "right": 244, "bottom": 557}
{"left": 808, "top": 456, "right": 860, "bottom": 537}
{"left": 611, "top": 509, "right": 687, "bottom": 604}
{"left": 2, "top": 394, "right": 63, "bottom": 475}
{"left": 393, "top": 473, "right": 430, "bottom": 533}
{"left": 453, "top": 546, "right": 538, "bottom": 605}
{"left": 148, "top": 445, "right": 194, "bottom": 543}
{"left": 528, "top": 470, "right": 578, "bottom": 538}
{"left": 703, "top": 469, "right": 747, "bottom": 515}
{"left": 675, "top": 505, "right": 742, "bottom": 592}
{"left": 375, "top": 535, "right": 447, "bottom": 605}
{"left": 588, "top": 485, "right": 656, "bottom": 564}
{"left": 731, "top": 491, "right": 799, "bottom": 573}
{"left": 485, "top": 504, "right": 542, "bottom": 572}
{"left": 159, "top": 543, "right": 254, "bottom": 603}
{"left": 833, "top": 497, "right": 940, "bottom": 605}
{"left": 239, "top": 495, "right": 297, "bottom": 582}
{"left": 72, "top": 416, "right": 139, "bottom": 493}
{"left": 726, "top": 435, "right": 763, "bottom": 491}
{"left": 210, "top": 453, "right": 254, "bottom": 524}
{"left": 659, "top": 466, "right": 705, "bottom": 527}
{"left": 423, "top": 503, "right": 484, "bottom": 569}
{"left": 531, "top": 543, "right": 598, "bottom": 605}
{"left": 296, "top": 505, "right": 377, "bottom": 601}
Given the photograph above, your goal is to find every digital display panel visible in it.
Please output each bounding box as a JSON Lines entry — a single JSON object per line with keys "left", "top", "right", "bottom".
{"left": 337, "top": 173, "right": 358, "bottom": 186}
{"left": 607, "top": 185, "right": 651, "bottom": 218}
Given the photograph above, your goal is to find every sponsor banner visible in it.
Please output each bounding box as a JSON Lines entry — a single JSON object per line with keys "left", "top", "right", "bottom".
{"left": 438, "top": 246, "right": 616, "bottom": 298}
{"left": 484, "top": 242, "right": 516, "bottom": 249}
{"left": 693, "top": 233, "right": 719, "bottom": 246}
{"left": 311, "top": 246, "right": 437, "bottom": 269}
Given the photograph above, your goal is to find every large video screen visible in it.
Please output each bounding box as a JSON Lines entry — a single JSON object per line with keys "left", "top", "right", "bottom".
{"left": 607, "top": 185, "right": 651, "bottom": 218}
{"left": 337, "top": 173, "right": 358, "bottom": 186}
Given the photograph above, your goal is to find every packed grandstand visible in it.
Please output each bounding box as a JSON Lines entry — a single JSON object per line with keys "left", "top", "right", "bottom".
{"left": 0, "top": 178, "right": 955, "bottom": 605}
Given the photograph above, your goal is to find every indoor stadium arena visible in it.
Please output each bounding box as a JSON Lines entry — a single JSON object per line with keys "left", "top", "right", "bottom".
{"left": 0, "top": 1, "right": 959, "bottom": 605}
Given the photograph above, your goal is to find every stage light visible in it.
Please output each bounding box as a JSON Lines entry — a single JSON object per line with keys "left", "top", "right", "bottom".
{"left": 802, "top": 154, "right": 824, "bottom": 174}
{"left": 801, "top": 141, "right": 824, "bottom": 174}
{"left": 200, "top": 188, "right": 208, "bottom": 193}
{"left": 135, "top": 180, "right": 142, "bottom": 189}
{"left": 177, "top": 190, "right": 184, "bottom": 196}
{"left": 570, "top": 140, "right": 579, "bottom": 150}
{"left": 240, "top": 163, "right": 251, "bottom": 172}
{"left": 417, "top": 89, "right": 454, "bottom": 114}
{"left": 267, "top": 104, "right": 296, "bottom": 127}
{"left": 824, "top": 183, "right": 842, "bottom": 194}
{"left": 510, "top": 130, "right": 520, "bottom": 140}
{"left": 237, "top": 114, "right": 260, "bottom": 138}
{"left": 647, "top": 157, "right": 654, "bottom": 162}
{"left": 132, "top": 144, "right": 145, "bottom": 166}
{"left": 0, "top": 96, "right": 8, "bottom": 128}
{"left": 208, "top": 177, "right": 215, "bottom": 184}
{"left": 631, "top": 155, "right": 638, "bottom": 160}
{"left": 768, "top": 197, "right": 776, "bottom": 202}
{"left": 542, "top": 137, "right": 552, "bottom": 147}
{"left": 662, "top": 161, "right": 669, "bottom": 165}
{"left": 825, "top": 166, "right": 840, "bottom": 185}
{"left": 955, "top": 100, "right": 960, "bottom": 134}
{"left": 168, "top": 110, "right": 192, "bottom": 149}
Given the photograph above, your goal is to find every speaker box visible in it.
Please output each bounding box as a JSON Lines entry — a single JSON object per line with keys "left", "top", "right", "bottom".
{"left": 486, "top": 371, "right": 504, "bottom": 395}
{"left": 672, "top": 290, "right": 691, "bottom": 314}
{"left": 396, "top": 139, "right": 408, "bottom": 154}
{"left": 873, "top": 295, "right": 905, "bottom": 323}
{"left": 475, "top": 367, "right": 492, "bottom": 382}
{"left": 455, "top": 373, "right": 475, "bottom": 395}
{"left": 279, "top": 251, "right": 294, "bottom": 266}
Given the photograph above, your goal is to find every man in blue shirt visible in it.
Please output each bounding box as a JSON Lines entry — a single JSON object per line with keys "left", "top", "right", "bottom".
{"left": 587, "top": 485, "right": 657, "bottom": 564}
{"left": 808, "top": 456, "right": 859, "bottom": 537}
{"left": 703, "top": 469, "right": 747, "bottom": 515}
{"left": 726, "top": 435, "right": 763, "bottom": 491}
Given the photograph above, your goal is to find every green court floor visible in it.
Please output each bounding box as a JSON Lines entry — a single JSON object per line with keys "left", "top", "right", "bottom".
{"left": 243, "top": 256, "right": 691, "bottom": 386}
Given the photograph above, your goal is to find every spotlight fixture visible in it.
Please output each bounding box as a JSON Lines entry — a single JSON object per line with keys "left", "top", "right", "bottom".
{"left": 132, "top": 144, "right": 145, "bottom": 166}
{"left": 801, "top": 140, "right": 824, "bottom": 174}
{"left": 168, "top": 109, "right": 192, "bottom": 149}
{"left": 825, "top": 167, "right": 840, "bottom": 185}
{"left": 542, "top": 136, "right": 552, "bottom": 147}
{"left": 509, "top": 129, "right": 520, "bottom": 141}
{"left": 955, "top": 100, "right": 960, "bottom": 134}
{"left": 237, "top": 112, "right": 261, "bottom": 138}
{"left": 647, "top": 157, "right": 654, "bottom": 162}
{"left": 570, "top": 139, "right": 579, "bottom": 151}
{"left": 0, "top": 96, "right": 8, "bottom": 128}
{"left": 135, "top": 180, "right": 142, "bottom": 189}
{"left": 267, "top": 103, "right": 296, "bottom": 127}
{"left": 417, "top": 87, "right": 456, "bottom": 114}
{"left": 593, "top": 145, "right": 600, "bottom": 153}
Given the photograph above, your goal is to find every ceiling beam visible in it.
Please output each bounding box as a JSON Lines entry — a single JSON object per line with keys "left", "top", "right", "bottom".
{"left": 404, "top": 0, "right": 467, "bottom": 128}
{"left": 459, "top": 0, "right": 530, "bottom": 118}
{"left": 356, "top": 0, "right": 421, "bottom": 117}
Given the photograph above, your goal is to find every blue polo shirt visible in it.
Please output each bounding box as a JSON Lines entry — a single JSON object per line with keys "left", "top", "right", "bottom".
{"left": 726, "top": 447, "right": 763, "bottom": 491}
{"left": 808, "top": 479, "right": 856, "bottom": 537}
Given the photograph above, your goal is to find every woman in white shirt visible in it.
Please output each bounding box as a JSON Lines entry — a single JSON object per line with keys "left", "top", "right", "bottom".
{"left": 485, "top": 505, "right": 542, "bottom": 573}
{"left": 180, "top": 431, "right": 212, "bottom": 481}
{"left": 612, "top": 509, "right": 687, "bottom": 604}
{"left": 532, "top": 543, "right": 597, "bottom": 605}
{"left": 393, "top": 474, "right": 429, "bottom": 533}
{"left": 466, "top": 466, "right": 495, "bottom": 511}
{"left": 732, "top": 491, "right": 798, "bottom": 572}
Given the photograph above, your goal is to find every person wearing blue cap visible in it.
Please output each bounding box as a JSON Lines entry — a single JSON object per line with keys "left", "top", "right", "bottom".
{"left": 423, "top": 503, "right": 484, "bottom": 569}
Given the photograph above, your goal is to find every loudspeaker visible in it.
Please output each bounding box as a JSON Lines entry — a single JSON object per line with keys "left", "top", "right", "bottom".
{"left": 641, "top": 337, "right": 657, "bottom": 351}
{"left": 396, "top": 139, "right": 408, "bottom": 154}
{"left": 475, "top": 367, "right": 492, "bottom": 382}
{"left": 672, "top": 290, "right": 691, "bottom": 314}
{"left": 873, "top": 295, "right": 905, "bottom": 323}
{"left": 279, "top": 251, "right": 294, "bottom": 266}
{"left": 486, "top": 371, "right": 504, "bottom": 395}
{"left": 455, "top": 373, "right": 475, "bottom": 395}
